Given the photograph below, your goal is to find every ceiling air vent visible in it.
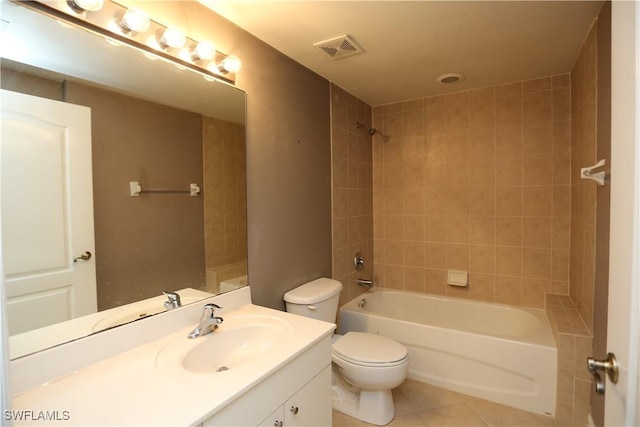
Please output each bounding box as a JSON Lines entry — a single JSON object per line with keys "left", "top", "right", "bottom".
{"left": 314, "top": 34, "right": 364, "bottom": 60}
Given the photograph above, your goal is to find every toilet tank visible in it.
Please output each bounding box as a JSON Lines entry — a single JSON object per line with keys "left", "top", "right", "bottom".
{"left": 283, "top": 278, "right": 343, "bottom": 323}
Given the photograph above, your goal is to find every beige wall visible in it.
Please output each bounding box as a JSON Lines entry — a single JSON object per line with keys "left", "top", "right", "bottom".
{"left": 65, "top": 82, "right": 206, "bottom": 310}
{"left": 0, "top": 65, "right": 62, "bottom": 101}
{"left": 330, "top": 84, "right": 374, "bottom": 306}
{"left": 240, "top": 38, "right": 331, "bottom": 310}
{"left": 371, "top": 76, "right": 571, "bottom": 308}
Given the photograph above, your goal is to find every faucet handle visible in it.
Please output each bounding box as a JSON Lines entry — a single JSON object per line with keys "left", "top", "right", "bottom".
{"left": 204, "top": 302, "right": 222, "bottom": 313}
{"left": 203, "top": 303, "right": 223, "bottom": 324}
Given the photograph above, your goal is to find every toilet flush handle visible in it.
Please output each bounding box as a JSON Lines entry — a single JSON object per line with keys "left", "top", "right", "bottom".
{"left": 307, "top": 305, "right": 317, "bottom": 311}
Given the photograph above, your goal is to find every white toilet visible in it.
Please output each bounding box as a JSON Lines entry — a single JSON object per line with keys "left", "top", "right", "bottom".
{"left": 284, "top": 278, "right": 409, "bottom": 426}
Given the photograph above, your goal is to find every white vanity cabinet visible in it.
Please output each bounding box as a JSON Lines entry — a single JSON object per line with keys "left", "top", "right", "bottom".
{"left": 258, "top": 366, "right": 331, "bottom": 427}
{"left": 202, "top": 335, "right": 332, "bottom": 427}
{"left": 284, "top": 365, "right": 331, "bottom": 426}
{"left": 258, "top": 407, "right": 286, "bottom": 427}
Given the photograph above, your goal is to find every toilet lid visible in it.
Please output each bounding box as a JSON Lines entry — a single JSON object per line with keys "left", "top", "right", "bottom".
{"left": 332, "top": 332, "right": 407, "bottom": 364}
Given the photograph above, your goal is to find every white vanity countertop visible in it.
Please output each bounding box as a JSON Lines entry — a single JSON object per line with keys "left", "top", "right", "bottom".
{"left": 11, "top": 302, "right": 334, "bottom": 426}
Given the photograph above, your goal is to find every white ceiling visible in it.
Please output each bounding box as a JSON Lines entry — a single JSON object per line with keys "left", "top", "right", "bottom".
{"left": 201, "top": 1, "right": 604, "bottom": 106}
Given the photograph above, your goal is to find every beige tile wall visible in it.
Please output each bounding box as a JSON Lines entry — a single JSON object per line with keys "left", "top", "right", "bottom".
{"left": 547, "top": 295, "right": 593, "bottom": 426}
{"left": 330, "top": 84, "right": 374, "bottom": 306}
{"left": 203, "top": 116, "right": 248, "bottom": 273}
{"left": 371, "top": 75, "right": 571, "bottom": 308}
{"left": 570, "top": 22, "right": 598, "bottom": 333}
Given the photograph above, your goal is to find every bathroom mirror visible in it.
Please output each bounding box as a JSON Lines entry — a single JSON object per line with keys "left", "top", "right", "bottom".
{"left": 1, "top": 1, "right": 247, "bottom": 358}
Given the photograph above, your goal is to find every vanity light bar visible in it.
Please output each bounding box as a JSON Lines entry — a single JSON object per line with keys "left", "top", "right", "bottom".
{"left": 13, "top": 0, "right": 240, "bottom": 85}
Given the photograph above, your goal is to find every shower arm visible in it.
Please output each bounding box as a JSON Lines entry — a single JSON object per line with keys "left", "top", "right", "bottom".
{"left": 355, "top": 121, "right": 377, "bottom": 136}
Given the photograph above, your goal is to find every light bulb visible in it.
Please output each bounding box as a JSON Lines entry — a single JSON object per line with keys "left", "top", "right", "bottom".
{"left": 220, "top": 55, "right": 241, "bottom": 74}
{"left": 191, "top": 41, "right": 215, "bottom": 61}
{"left": 160, "top": 28, "right": 186, "bottom": 49}
{"left": 121, "top": 9, "right": 150, "bottom": 33}
{"left": 68, "top": 0, "right": 104, "bottom": 12}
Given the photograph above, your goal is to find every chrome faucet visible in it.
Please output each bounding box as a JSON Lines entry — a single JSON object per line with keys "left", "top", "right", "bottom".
{"left": 188, "top": 303, "right": 223, "bottom": 339}
{"left": 356, "top": 278, "right": 374, "bottom": 289}
{"left": 163, "top": 291, "right": 182, "bottom": 310}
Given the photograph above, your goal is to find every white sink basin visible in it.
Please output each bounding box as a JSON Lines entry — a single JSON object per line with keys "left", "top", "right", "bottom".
{"left": 156, "top": 313, "right": 293, "bottom": 374}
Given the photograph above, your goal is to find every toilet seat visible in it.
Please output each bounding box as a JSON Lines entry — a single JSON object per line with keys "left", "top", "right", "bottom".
{"left": 332, "top": 332, "right": 408, "bottom": 367}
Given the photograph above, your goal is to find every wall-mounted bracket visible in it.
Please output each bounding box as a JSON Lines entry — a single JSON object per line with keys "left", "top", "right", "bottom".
{"left": 130, "top": 181, "right": 142, "bottom": 197}
{"left": 129, "top": 181, "right": 200, "bottom": 197}
{"left": 581, "top": 159, "right": 607, "bottom": 186}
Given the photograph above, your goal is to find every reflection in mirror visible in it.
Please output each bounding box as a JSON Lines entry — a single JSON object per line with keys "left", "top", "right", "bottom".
{"left": 0, "top": 1, "right": 247, "bottom": 359}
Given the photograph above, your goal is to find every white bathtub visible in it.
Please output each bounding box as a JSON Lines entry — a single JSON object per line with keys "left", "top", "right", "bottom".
{"left": 338, "top": 289, "right": 557, "bottom": 416}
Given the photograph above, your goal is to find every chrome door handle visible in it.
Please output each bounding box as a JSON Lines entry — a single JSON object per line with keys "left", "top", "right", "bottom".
{"left": 73, "top": 251, "right": 92, "bottom": 263}
{"left": 587, "top": 352, "right": 619, "bottom": 394}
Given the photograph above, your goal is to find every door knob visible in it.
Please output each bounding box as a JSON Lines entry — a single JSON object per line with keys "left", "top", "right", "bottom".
{"left": 587, "top": 352, "right": 619, "bottom": 395}
{"left": 73, "top": 251, "right": 92, "bottom": 263}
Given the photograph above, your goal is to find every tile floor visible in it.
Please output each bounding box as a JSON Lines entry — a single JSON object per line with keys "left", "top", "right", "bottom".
{"left": 332, "top": 379, "right": 556, "bottom": 427}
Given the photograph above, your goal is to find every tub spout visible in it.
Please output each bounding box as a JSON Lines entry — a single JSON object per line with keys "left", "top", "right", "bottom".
{"left": 357, "top": 278, "right": 373, "bottom": 289}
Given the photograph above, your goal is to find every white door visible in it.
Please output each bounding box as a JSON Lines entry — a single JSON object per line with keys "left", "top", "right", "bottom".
{"left": 603, "top": 2, "right": 640, "bottom": 425}
{"left": 1, "top": 89, "right": 97, "bottom": 335}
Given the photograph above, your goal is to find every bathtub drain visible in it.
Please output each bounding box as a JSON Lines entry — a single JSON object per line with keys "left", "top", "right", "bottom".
{"left": 358, "top": 299, "right": 366, "bottom": 308}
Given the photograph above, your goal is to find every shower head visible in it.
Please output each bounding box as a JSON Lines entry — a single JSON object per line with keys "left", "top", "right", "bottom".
{"left": 356, "top": 121, "right": 377, "bottom": 136}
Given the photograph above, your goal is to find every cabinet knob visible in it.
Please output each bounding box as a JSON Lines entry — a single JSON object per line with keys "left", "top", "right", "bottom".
{"left": 290, "top": 406, "right": 299, "bottom": 415}
{"left": 273, "top": 421, "right": 283, "bottom": 427}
